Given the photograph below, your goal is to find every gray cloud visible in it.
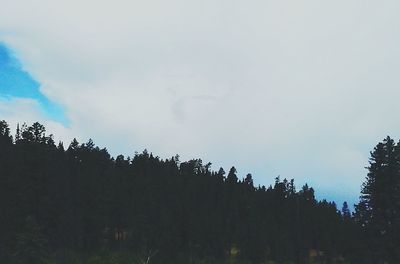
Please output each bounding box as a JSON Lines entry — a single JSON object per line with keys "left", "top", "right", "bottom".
{"left": 1, "top": 0, "right": 400, "bottom": 206}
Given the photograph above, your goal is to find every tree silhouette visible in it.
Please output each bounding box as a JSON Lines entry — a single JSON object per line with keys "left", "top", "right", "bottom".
{"left": 11, "top": 216, "right": 49, "bottom": 264}
{"left": 355, "top": 136, "right": 400, "bottom": 262}
{"left": 0, "top": 119, "right": 384, "bottom": 263}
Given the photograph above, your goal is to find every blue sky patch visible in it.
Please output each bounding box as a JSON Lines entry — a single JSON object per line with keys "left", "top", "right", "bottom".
{"left": 0, "top": 43, "right": 68, "bottom": 125}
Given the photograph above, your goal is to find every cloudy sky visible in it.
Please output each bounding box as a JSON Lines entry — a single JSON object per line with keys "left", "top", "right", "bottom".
{"left": 1, "top": 0, "right": 400, "bottom": 207}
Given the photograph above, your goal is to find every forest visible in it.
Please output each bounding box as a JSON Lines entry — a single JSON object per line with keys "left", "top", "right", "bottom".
{"left": 0, "top": 120, "right": 399, "bottom": 264}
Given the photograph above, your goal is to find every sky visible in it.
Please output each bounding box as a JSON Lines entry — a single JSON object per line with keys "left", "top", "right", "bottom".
{"left": 0, "top": 44, "right": 67, "bottom": 124}
{"left": 1, "top": 0, "right": 400, "bottom": 208}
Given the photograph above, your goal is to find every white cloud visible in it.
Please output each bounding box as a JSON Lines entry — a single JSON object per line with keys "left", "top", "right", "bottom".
{"left": 1, "top": 0, "right": 400, "bottom": 205}
{"left": 0, "top": 97, "right": 75, "bottom": 143}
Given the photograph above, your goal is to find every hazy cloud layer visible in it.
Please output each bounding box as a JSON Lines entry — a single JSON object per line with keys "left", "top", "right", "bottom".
{"left": 1, "top": 0, "right": 400, "bottom": 205}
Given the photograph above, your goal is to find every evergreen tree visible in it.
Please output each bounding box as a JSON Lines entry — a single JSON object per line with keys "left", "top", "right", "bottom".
{"left": 226, "top": 167, "right": 238, "bottom": 184}
{"left": 0, "top": 120, "right": 364, "bottom": 263}
{"left": 11, "top": 216, "right": 50, "bottom": 264}
{"left": 341, "top": 202, "right": 351, "bottom": 219}
{"left": 0, "top": 120, "right": 11, "bottom": 140}
{"left": 355, "top": 136, "right": 400, "bottom": 262}
{"left": 15, "top": 123, "right": 21, "bottom": 142}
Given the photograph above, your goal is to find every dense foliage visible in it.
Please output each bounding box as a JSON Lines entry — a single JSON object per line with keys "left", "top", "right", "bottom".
{"left": 0, "top": 120, "right": 398, "bottom": 263}
{"left": 354, "top": 136, "right": 400, "bottom": 263}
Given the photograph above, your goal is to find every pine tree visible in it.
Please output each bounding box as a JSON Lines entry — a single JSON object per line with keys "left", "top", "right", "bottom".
{"left": 0, "top": 120, "right": 12, "bottom": 146}
{"left": 12, "top": 216, "right": 50, "bottom": 264}
{"left": 355, "top": 136, "right": 400, "bottom": 262}
{"left": 226, "top": 167, "right": 238, "bottom": 184}
{"left": 341, "top": 202, "right": 351, "bottom": 220}
{"left": 15, "top": 123, "right": 21, "bottom": 142}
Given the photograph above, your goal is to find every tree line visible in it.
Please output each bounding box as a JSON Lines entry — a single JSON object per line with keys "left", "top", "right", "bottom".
{"left": 0, "top": 120, "right": 398, "bottom": 263}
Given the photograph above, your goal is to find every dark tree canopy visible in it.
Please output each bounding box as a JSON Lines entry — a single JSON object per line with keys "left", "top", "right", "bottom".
{"left": 355, "top": 136, "right": 400, "bottom": 262}
{"left": 0, "top": 120, "right": 397, "bottom": 263}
